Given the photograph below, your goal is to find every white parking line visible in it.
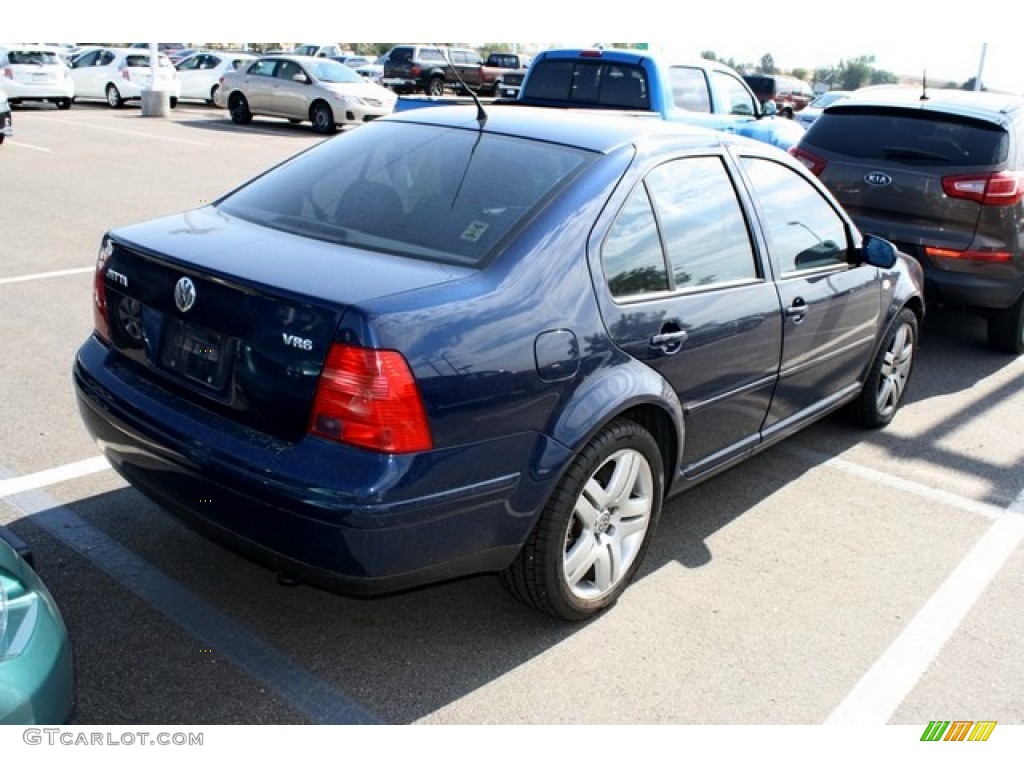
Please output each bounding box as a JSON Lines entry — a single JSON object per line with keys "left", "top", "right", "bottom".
{"left": 0, "top": 266, "right": 94, "bottom": 286}
{"left": 31, "top": 116, "right": 211, "bottom": 146}
{"left": 826, "top": 488, "right": 1024, "bottom": 725}
{"left": 6, "top": 140, "right": 51, "bottom": 152}
{"left": 0, "top": 456, "right": 110, "bottom": 499}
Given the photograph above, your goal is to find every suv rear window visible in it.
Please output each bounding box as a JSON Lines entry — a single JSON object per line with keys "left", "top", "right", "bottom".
{"left": 522, "top": 60, "right": 650, "bottom": 110}
{"left": 807, "top": 108, "right": 1009, "bottom": 166}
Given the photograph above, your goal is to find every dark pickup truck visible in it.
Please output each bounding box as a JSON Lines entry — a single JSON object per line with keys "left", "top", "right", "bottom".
{"left": 381, "top": 44, "right": 483, "bottom": 96}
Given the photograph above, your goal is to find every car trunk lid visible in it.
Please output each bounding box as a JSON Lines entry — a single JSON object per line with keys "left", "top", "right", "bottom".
{"left": 98, "top": 207, "right": 471, "bottom": 442}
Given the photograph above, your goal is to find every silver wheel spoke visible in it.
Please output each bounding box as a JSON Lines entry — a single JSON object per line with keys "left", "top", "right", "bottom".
{"left": 563, "top": 447, "right": 654, "bottom": 601}
{"left": 564, "top": 531, "right": 600, "bottom": 587}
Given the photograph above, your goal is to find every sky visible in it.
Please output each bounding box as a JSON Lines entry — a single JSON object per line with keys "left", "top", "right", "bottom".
{"left": 6, "top": 0, "right": 1022, "bottom": 93}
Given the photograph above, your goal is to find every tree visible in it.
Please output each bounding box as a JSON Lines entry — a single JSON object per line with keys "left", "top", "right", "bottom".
{"left": 758, "top": 53, "right": 776, "bottom": 74}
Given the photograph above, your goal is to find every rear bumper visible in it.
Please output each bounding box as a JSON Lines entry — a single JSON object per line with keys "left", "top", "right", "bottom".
{"left": 73, "top": 337, "right": 565, "bottom": 596}
{"left": 892, "top": 242, "right": 1024, "bottom": 310}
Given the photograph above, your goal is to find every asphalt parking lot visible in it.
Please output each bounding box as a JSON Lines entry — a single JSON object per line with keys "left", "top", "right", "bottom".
{"left": 1, "top": 100, "right": 1022, "bottom": 727}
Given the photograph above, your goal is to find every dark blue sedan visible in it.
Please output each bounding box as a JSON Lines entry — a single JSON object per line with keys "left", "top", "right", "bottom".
{"left": 73, "top": 105, "right": 924, "bottom": 620}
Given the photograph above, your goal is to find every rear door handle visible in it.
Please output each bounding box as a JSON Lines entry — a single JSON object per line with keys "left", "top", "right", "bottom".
{"left": 650, "top": 330, "right": 688, "bottom": 348}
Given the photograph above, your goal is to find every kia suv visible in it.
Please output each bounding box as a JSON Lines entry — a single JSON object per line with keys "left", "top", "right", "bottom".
{"left": 792, "top": 87, "right": 1024, "bottom": 353}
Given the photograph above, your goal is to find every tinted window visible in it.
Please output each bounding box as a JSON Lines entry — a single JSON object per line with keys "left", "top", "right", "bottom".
{"left": 806, "top": 108, "right": 1009, "bottom": 166}
{"left": 602, "top": 156, "right": 757, "bottom": 299}
{"left": 217, "top": 122, "right": 593, "bottom": 267}
{"left": 741, "top": 157, "right": 849, "bottom": 274}
{"left": 523, "top": 60, "right": 649, "bottom": 109}
{"left": 8, "top": 50, "right": 62, "bottom": 65}
{"left": 603, "top": 186, "right": 669, "bottom": 299}
{"left": 647, "top": 158, "right": 758, "bottom": 288}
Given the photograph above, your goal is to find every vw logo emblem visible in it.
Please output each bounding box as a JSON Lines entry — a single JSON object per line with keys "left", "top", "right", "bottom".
{"left": 174, "top": 277, "right": 196, "bottom": 313}
{"left": 865, "top": 171, "right": 893, "bottom": 186}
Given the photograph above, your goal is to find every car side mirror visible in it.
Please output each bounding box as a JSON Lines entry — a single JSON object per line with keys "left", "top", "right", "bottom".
{"left": 859, "top": 234, "right": 898, "bottom": 269}
{"left": 293, "top": 73, "right": 309, "bottom": 84}
{"left": 762, "top": 100, "right": 777, "bottom": 117}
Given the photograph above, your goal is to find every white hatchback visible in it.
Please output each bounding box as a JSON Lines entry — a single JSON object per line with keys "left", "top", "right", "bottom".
{"left": 69, "top": 47, "right": 181, "bottom": 108}
{"left": 175, "top": 51, "right": 256, "bottom": 104}
{"left": 0, "top": 45, "right": 74, "bottom": 109}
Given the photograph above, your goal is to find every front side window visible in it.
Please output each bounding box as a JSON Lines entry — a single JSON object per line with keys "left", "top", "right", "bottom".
{"left": 741, "top": 157, "right": 850, "bottom": 274}
{"left": 712, "top": 71, "right": 757, "bottom": 116}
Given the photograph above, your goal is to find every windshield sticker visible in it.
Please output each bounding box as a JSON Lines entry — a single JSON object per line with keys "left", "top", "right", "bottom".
{"left": 461, "top": 221, "right": 490, "bottom": 242}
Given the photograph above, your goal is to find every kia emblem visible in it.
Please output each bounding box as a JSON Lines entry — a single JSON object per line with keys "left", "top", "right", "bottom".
{"left": 174, "top": 277, "right": 196, "bottom": 313}
{"left": 865, "top": 171, "right": 893, "bottom": 186}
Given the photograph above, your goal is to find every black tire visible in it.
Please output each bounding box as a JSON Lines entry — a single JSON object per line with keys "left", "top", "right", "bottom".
{"left": 310, "top": 102, "right": 336, "bottom": 134}
{"left": 849, "top": 308, "right": 918, "bottom": 428}
{"left": 208, "top": 84, "right": 219, "bottom": 106}
{"left": 169, "top": 96, "right": 178, "bottom": 109}
{"left": 106, "top": 84, "right": 123, "bottom": 109}
{"left": 987, "top": 294, "right": 1024, "bottom": 354}
{"left": 427, "top": 75, "right": 444, "bottom": 97}
{"left": 500, "top": 419, "right": 663, "bottom": 621}
{"left": 56, "top": 98, "right": 72, "bottom": 110}
{"left": 228, "top": 93, "right": 252, "bottom": 124}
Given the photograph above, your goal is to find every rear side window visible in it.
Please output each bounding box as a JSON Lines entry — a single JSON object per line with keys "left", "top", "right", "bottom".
{"left": 602, "top": 156, "right": 757, "bottom": 299}
{"left": 807, "top": 108, "right": 1009, "bottom": 166}
{"left": 523, "top": 59, "right": 650, "bottom": 109}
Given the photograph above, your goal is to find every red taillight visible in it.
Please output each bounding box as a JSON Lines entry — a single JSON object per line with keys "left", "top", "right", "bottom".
{"left": 579, "top": 50, "right": 604, "bottom": 58}
{"left": 788, "top": 146, "right": 826, "bottom": 176}
{"left": 93, "top": 240, "right": 113, "bottom": 342}
{"left": 924, "top": 246, "right": 1012, "bottom": 263}
{"left": 942, "top": 171, "right": 1024, "bottom": 206}
{"left": 309, "top": 344, "right": 432, "bottom": 454}
{"left": 411, "top": 65, "right": 421, "bottom": 76}
{"left": 2, "top": 66, "right": 11, "bottom": 79}
{"left": 121, "top": 67, "right": 130, "bottom": 81}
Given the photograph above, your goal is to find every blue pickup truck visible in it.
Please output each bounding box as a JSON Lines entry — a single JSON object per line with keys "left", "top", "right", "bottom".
{"left": 511, "top": 47, "right": 806, "bottom": 150}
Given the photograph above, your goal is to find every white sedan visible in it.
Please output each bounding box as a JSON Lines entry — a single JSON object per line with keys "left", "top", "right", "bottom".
{"left": 69, "top": 47, "right": 181, "bottom": 108}
{"left": 175, "top": 51, "right": 256, "bottom": 105}
{"left": 219, "top": 55, "right": 397, "bottom": 133}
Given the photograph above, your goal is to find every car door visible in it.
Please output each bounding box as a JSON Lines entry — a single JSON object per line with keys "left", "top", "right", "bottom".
{"left": 271, "top": 59, "right": 310, "bottom": 118}
{"left": 594, "top": 154, "right": 783, "bottom": 479}
{"left": 240, "top": 58, "right": 277, "bottom": 112}
{"left": 174, "top": 53, "right": 203, "bottom": 99}
{"left": 737, "top": 155, "right": 883, "bottom": 434}
{"left": 69, "top": 49, "right": 105, "bottom": 99}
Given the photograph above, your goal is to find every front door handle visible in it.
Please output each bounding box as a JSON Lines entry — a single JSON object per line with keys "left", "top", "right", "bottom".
{"left": 785, "top": 297, "right": 808, "bottom": 323}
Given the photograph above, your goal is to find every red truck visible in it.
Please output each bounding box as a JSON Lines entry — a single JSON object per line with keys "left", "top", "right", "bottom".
{"left": 478, "top": 52, "right": 532, "bottom": 97}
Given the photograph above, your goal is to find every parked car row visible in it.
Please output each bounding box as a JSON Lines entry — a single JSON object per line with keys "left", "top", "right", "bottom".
{"left": 0, "top": 44, "right": 182, "bottom": 108}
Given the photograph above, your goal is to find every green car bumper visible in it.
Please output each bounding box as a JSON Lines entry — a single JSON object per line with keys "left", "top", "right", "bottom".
{"left": 0, "top": 528, "right": 74, "bottom": 724}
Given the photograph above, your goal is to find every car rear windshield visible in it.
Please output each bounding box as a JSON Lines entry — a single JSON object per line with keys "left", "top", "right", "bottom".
{"left": 522, "top": 59, "right": 651, "bottom": 110}
{"left": 807, "top": 107, "right": 1009, "bottom": 166}
{"left": 7, "top": 50, "right": 62, "bottom": 65}
{"left": 217, "top": 120, "right": 595, "bottom": 267}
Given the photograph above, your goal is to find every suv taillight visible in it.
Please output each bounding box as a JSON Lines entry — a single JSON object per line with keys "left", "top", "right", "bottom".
{"left": 943, "top": 171, "right": 1024, "bottom": 206}
{"left": 789, "top": 146, "right": 826, "bottom": 176}
{"left": 411, "top": 65, "right": 421, "bottom": 76}
{"left": 120, "top": 67, "right": 130, "bottom": 81}
{"left": 93, "top": 239, "right": 113, "bottom": 343}
{"left": 309, "top": 344, "right": 432, "bottom": 454}
{"left": 2, "top": 66, "right": 11, "bottom": 79}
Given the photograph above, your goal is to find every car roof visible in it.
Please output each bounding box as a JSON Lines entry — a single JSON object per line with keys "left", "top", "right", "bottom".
{"left": 531, "top": 47, "right": 738, "bottom": 72}
{"left": 383, "top": 103, "right": 762, "bottom": 155}
{"left": 828, "top": 86, "right": 1024, "bottom": 126}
